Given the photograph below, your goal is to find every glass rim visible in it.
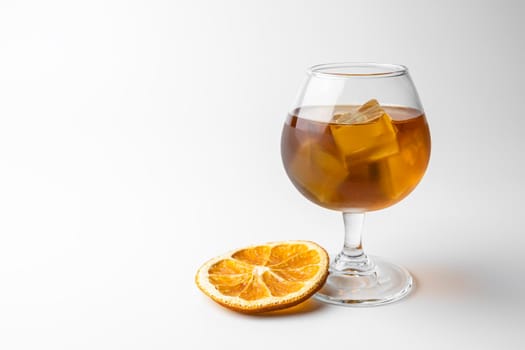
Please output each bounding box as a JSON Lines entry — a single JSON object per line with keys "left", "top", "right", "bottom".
{"left": 308, "top": 62, "right": 408, "bottom": 78}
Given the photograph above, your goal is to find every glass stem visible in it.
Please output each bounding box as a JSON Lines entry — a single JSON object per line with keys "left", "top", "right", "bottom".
{"left": 332, "top": 212, "right": 375, "bottom": 275}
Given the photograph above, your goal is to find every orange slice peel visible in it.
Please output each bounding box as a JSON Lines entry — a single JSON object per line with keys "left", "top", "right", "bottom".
{"left": 195, "top": 240, "right": 329, "bottom": 313}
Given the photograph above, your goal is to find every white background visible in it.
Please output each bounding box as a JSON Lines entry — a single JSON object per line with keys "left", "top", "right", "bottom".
{"left": 1, "top": 0, "right": 524, "bottom": 349}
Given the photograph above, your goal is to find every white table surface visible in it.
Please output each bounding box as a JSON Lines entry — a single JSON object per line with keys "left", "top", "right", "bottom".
{"left": 1, "top": 1, "right": 524, "bottom": 349}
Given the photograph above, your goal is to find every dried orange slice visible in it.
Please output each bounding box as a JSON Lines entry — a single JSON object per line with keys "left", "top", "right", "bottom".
{"left": 195, "top": 240, "right": 329, "bottom": 313}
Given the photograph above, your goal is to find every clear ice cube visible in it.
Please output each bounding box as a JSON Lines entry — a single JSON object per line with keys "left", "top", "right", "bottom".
{"left": 332, "top": 99, "right": 385, "bottom": 124}
{"left": 289, "top": 138, "right": 348, "bottom": 203}
{"left": 330, "top": 99, "right": 399, "bottom": 165}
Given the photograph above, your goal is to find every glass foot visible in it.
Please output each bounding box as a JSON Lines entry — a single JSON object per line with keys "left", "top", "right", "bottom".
{"left": 314, "top": 256, "right": 413, "bottom": 306}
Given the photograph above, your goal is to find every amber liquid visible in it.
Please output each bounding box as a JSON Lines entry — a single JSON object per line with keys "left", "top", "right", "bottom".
{"left": 281, "top": 106, "right": 431, "bottom": 211}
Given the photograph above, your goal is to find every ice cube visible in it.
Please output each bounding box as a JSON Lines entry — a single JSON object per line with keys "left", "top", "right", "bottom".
{"left": 332, "top": 99, "right": 385, "bottom": 124}
{"left": 289, "top": 138, "right": 348, "bottom": 204}
{"left": 378, "top": 127, "right": 429, "bottom": 201}
{"left": 330, "top": 99, "right": 399, "bottom": 166}
{"left": 370, "top": 159, "right": 404, "bottom": 202}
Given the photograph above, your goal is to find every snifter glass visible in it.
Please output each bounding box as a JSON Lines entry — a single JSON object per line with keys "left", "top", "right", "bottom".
{"left": 280, "top": 63, "right": 431, "bottom": 306}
